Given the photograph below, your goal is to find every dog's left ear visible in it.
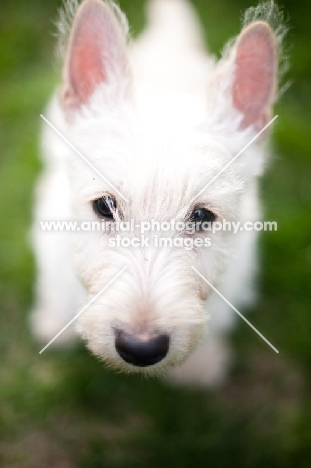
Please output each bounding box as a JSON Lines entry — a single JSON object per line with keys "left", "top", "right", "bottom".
{"left": 232, "top": 21, "right": 278, "bottom": 130}
{"left": 62, "top": 0, "right": 130, "bottom": 112}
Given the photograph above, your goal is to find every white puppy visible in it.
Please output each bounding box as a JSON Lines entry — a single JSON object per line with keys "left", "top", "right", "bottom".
{"left": 31, "top": 0, "right": 285, "bottom": 386}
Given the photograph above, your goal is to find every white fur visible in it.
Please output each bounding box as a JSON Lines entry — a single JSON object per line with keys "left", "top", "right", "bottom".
{"left": 31, "top": 0, "right": 283, "bottom": 385}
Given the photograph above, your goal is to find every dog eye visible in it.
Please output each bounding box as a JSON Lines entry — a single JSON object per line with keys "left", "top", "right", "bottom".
{"left": 93, "top": 196, "right": 115, "bottom": 219}
{"left": 190, "top": 208, "right": 216, "bottom": 229}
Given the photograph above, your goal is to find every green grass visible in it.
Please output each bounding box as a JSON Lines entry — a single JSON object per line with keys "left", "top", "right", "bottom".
{"left": 1, "top": 0, "right": 311, "bottom": 466}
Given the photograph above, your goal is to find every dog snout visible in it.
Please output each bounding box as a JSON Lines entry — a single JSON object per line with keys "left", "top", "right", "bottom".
{"left": 115, "top": 330, "right": 169, "bottom": 367}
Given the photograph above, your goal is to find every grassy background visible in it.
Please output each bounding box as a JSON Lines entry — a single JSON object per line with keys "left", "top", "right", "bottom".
{"left": 0, "top": 0, "right": 311, "bottom": 466}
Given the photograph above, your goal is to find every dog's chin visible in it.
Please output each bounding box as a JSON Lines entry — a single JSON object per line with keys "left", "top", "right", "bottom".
{"left": 108, "top": 359, "right": 171, "bottom": 377}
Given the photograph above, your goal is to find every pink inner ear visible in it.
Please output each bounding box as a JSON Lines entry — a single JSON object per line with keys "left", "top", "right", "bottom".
{"left": 69, "top": 17, "right": 107, "bottom": 104}
{"left": 232, "top": 23, "right": 277, "bottom": 128}
{"left": 63, "top": 0, "right": 126, "bottom": 109}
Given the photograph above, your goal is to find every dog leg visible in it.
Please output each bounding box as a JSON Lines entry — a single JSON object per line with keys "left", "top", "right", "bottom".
{"left": 30, "top": 169, "right": 84, "bottom": 346}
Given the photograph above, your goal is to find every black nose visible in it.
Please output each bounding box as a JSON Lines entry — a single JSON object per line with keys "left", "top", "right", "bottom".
{"left": 115, "top": 331, "right": 169, "bottom": 367}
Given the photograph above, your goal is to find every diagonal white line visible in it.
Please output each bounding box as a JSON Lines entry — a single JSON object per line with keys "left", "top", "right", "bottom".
{"left": 40, "top": 114, "right": 129, "bottom": 203}
{"left": 191, "top": 266, "right": 279, "bottom": 353}
{"left": 39, "top": 266, "right": 128, "bottom": 354}
{"left": 190, "top": 115, "right": 278, "bottom": 203}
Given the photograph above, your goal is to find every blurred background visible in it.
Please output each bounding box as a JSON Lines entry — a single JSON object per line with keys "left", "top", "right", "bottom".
{"left": 0, "top": 0, "right": 310, "bottom": 466}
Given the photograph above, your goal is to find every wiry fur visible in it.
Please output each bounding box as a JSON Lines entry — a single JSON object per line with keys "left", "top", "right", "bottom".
{"left": 31, "top": 0, "right": 285, "bottom": 386}
{"left": 243, "top": 1, "right": 289, "bottom": 82}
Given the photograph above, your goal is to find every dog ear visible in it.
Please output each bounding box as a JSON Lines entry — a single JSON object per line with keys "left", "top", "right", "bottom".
{"left": 232, "top": 21, "right": 278, "bottom": 129}
{"left": 62, "top": 0, "right": 130, "bottom": 111}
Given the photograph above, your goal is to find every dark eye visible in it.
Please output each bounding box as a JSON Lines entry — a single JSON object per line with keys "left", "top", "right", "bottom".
{"left": 93, "top": 196, "right": 116, "bottom": 219}
{"left": 190, "top": 208, "right": 216, "bottom": 230}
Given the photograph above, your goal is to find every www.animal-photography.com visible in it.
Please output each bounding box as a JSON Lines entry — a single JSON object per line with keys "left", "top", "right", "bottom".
{"left": 1, "top": 0, "right": 310, "bottom": 466}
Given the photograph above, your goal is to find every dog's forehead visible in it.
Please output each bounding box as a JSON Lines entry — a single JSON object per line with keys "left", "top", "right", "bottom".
{"left": 70, "top": 94, "right": 236, "bottom": 215}
{"left": 136, "top": 93, "right": 206, "bottom": 131}
{"left": 73, "top": 93, "right": 227, "bottom": 168}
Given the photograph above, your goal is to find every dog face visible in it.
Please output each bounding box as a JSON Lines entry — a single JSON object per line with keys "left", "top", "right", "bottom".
{"left": 56, "top": 0, "right": 278, "bottom": 374}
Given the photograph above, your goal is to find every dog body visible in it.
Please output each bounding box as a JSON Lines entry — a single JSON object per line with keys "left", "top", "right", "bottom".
{"left": 31, "top": 0, "right": 282, "bottom": 385}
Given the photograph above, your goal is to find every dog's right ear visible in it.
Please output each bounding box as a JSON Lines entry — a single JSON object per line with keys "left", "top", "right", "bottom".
{"left": 61, "top": 0, "right": 130, "bottom": 112}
